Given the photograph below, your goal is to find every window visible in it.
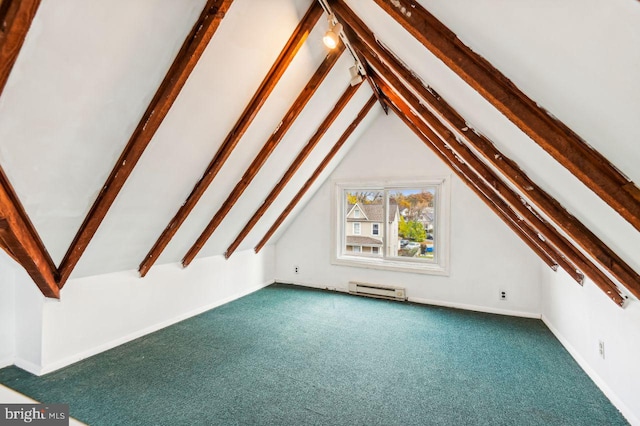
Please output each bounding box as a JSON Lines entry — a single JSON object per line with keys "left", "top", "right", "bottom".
{"left": 333, "top": 178, "right": 449, "bottom": 275}
{"left": 353, "top": 222, "right": 361, "bottom": 235}
{"left": 354, "top": 209, "right": 360, "bottom": 218}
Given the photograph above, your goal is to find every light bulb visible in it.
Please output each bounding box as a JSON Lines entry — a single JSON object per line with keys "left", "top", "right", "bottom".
{"left": 323, "top": 22, "right": 342, "bottom": 49}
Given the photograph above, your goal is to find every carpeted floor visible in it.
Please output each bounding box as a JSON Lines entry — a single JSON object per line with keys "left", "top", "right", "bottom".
{"left": 0, "top": 284, "right": 628, "bottom": 425}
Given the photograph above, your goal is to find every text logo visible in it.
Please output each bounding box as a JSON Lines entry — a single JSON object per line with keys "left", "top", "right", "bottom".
{"left": 0, "top": 404, "right": 68, "bottom": 425}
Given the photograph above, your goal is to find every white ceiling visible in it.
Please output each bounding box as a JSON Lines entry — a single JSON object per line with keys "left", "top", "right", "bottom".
{"left": 347, "top": 0, "right": 640, "bottom": 276}
{"left": 0, "top": 0, "right": 637, "bottom": 280}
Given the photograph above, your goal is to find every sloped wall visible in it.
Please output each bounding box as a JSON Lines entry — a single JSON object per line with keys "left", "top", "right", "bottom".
{"left": 275, "top": 112, "right": 545, "bottom": 316}
{"left": 39, "top": 247, "right": 275, "bottom": 373}
{"left": 542, "top": 270, "right": 640, "bottom": 425}
{"left": 3, "top": 247, "right": 274, "bottom": 375}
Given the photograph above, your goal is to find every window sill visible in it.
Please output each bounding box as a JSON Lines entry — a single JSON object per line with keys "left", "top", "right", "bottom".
{"left": 332, "top": 255, "right": 449, "bottom": 276}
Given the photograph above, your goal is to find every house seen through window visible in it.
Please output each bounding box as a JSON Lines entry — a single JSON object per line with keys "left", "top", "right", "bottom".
{"left": 334, "top": 179, "right": 449, "bottom": 275}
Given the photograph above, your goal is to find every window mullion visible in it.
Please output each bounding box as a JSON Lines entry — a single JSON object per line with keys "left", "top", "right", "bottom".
{"left": 383, "top": 189, "right": 389, "bottom": 259}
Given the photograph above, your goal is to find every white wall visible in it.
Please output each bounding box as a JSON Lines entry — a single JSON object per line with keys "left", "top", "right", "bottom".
{"left": 39, "top": 246, "right": 274, "bottom": 374}
{"left": 0, "top": 253, "right": 16, "bottom": 367}
{"left": 0, "top": 251, "right": 48, "bottom": 372}
{"left": 0, "top": 0, "right": 359, "bottom": 279}
{"left": 346, "top": 0, "right": 640, "bottom": 279}
{"left": 12, "top": 262, "right": 45, "bottom": 373}
{"left": 0, "top": 0, "right": 207, "bottom": 266}
{"left": 542, "top": 268, "right": 640, "bottom": 425}
{"left": 2, "top": 247, "right": 274, "bottom": 375}
{"left": 275, "top": 113, "right": 545, "bottom": 317}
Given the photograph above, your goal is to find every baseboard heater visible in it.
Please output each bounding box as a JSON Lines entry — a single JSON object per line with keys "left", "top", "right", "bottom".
{"left": 348, "top": 281, "right": 407, "bottom": 301}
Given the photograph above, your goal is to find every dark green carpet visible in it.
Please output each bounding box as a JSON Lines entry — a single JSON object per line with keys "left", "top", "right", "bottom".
{"left": 0, "top": 284, "right": 627, "bottom": 425}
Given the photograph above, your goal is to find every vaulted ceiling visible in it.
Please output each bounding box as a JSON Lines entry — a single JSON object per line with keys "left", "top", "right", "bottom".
{"left": 0, "top": 0, "right": 638, "bottom": 307}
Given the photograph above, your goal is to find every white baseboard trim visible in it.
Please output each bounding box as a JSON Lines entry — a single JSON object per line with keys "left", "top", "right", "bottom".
{"left": 13, "top": 358, "right": 43, "bottom": 376}
{"left": 277, "top": 280, "right": 349, "bottom": 293}
{"left": 0, "top": 356, "right": 14, "bottom": 370}
{"left": 35, "top": 279, "right": 274, "bottom": 376}
{"left": 277, "top": 280, "right": 541, "bottom": 319}
{"left": 409, "top": 296, "right": 541, "bottom": 319}
{"left": 542, "top": 315, "right": 639, "bottom": 426}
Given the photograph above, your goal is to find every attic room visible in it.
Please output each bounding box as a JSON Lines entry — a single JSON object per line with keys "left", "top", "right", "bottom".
{"left": 0, "top": 0, "right": 639, "bottom": 424}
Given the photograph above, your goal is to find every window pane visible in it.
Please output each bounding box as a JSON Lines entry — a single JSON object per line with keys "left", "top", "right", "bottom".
{"left": 389, "top": 188, "right": 436, "bottom": 261}
{"left": 344, "top": 190, "right": 384, "bottom": 257}
{"left": 335, "top": 180, "right": 448, "bottom": 274}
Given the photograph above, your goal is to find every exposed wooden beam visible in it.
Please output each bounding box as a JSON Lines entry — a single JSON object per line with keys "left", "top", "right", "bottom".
{"left": 139, "top": 1, "right": 323, "bottom": 274}
{"left": 0, "top": 1, "right": 13, "bottom": 24}
{"left": 0, "top": 226, "right": 57, "bottom": 298}
{"left": 0, "top": 0, "right": 40, "bottom": 98}
{"left": 0, "top": 166, "right": 56, "bottom": 274}
{"left": 348, "top": 35, "right": 586, "bottom": 285}
{"left": 350, "top": 48, "right": 387, "bottom": 114}
{"left": 384, "top": 104, "right": 560, "bottom": 272}
{"left": 332, "top": 3, "right": 640, "bottom": 300}
{"left": 56, "top": 0, "right": 235, "bottom": 285}
{"left": 372, "top": 71, "right": 625, "bottom": 306}
{"left": 381, "top": 87, "right": 621, "bottom": 303}
{"left": 0, "top": 166, "right": 58, "bottom": 298}
{"left": 379, "top": 70, "right": 603, "bottom": 285}
{"left": 255, "top": 95, "right": 377, "bottom": 254}
{"left": 371, "top": 73, "right": 575, "bottom": 278}
{"left": 352, "top": 0, "right": 640, "bottom": 233}
{"left": 226, "top": 82, "right": 362, "bottom": 259}
{"left": 0, "top": 225, "right": 21, "bottom": 264}
{"left": 180, "top": 44, "right": 345, "bottom": 267}
{"left": 363, "top": 68, "right": 387, "bottom": 114}
{"left": 327, "top": 20, "right": 387, "bottom": 114}
{"left": 0, "top": 220, "right": 22, "bottom": 269}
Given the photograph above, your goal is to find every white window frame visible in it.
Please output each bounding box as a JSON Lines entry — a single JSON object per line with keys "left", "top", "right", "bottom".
{"left": 372, "top": 223, "right": 380, "bottom": 236}
{"left": 332, "top": 177, "right": 450, "bottom": 275}
{"left": 353, "top": 222, "right": 361, "bottom": 235}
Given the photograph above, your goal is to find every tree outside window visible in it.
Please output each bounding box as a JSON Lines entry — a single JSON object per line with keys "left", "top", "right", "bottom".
{"left": 334, "top": 179, "right": 449, "bottom": 275}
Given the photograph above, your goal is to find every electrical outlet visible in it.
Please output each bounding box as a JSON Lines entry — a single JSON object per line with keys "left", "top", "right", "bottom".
{"left": 294, "top": 265, "right": 299, "bottom": 274}
{"left": 499, "top": 290, "right": 507, "bottom": 301}
{"left": 598, "top": 340, "right": 605, "bottom": 359}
